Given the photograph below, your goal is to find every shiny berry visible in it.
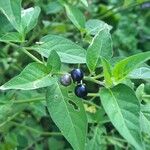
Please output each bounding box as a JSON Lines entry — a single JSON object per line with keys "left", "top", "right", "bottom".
{"left": 60, "top": 74, "right": 72, "bottom": 86}
{"left": 71, "top": 69, "right": 84, "bottom": 82}
{"left": 75, "top": 84, "right": 88, "bottom": 98}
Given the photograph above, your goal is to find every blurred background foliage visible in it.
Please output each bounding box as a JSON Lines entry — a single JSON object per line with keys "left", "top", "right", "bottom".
{"left": 0, "top": 0, "right": 150, "bottom": 149}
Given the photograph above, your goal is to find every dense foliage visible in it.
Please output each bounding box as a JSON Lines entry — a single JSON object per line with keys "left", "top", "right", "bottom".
{"left": 0, "top": 0, "right": 150, "bottom": 150}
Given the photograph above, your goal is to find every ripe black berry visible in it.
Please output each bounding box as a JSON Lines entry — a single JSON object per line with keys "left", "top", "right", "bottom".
{"left": 75, "top": 84, "right": 88, "bottom": 98}
{"left": 71, "top": 69, "right": 84, "bottom": 82}
{"left": 60, "top": 74, "right": 72, "bottom": 86}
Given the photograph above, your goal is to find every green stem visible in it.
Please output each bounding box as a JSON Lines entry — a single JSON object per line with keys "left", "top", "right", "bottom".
{"left": 7, "top": 42, "right": 43, "bottom": 64}
{"left": 54, "top": 72, "right": 66, "bottom": 75}
{"left": 14, "top": 97, "right": 45, "bottom": 104}
{"left": 23, "top": 137, "right": 43, "bottom": 150}
{"left": 21, "top": 47, "right": 43, "bottom": 64}
{"left": 92, "top": 74, "right": 104, "bottom": 79}
{"left": 84, "top": 76, "right": 104, "bottom": 86}
{"left": 103, "top": 135, "right": 127, "bottom": 143}
{"left": 8, "top": 42, "right": 19, "bottom": 48}
{"left": 11, "top": 121, "right": 62, "bottom": 136}
{"left": 99, "top": 119, "right": 110, "bottom": 124}
{"left": 82, "top": 99, "right": 100, "bottom": 109}
{"left": 142, "top": 95, "right": 150, "bottom": 99}
{"left": 0, "top": 113, "right": 19, "bottom": 128}
{"left": 24, "top": 47, "right": 34, "bottom": 50}
{"left": 0, "top": 97, "right": 45, "bottom": 105}
{"left": 100, "top": 1, "right": 145, "bottom": 19}
{"left": 87, "top": 93, "right": 99, "bottom": 97}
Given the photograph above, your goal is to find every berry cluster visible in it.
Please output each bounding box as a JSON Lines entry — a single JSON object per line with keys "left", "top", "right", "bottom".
{"left": 60, "top": 69, "right": 88, "bottom": 98}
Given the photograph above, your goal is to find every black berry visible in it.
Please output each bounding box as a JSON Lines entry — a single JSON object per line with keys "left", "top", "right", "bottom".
{"left": 71, "top": 69, "right": 84, "bottom": 82}
{"left": 75, "top": 84, "right": 88, "bottom": 98}
{"left": 60, "top": 74, "right": 72, "bottom": 86}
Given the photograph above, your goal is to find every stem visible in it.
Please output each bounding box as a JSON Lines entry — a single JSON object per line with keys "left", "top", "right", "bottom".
{"left": 99, "top": 119, "right": 110, "bottom": 124}
{"left": 78, "top": 63, "right": 81, "bottom": 68}
{"left": 54, "top": 72, "right": 66, "bottom": 75}
{"left": 82, "top": 99, "right": 100, "bottom": 109}
{"left": 21, "top": 47, "right": 43, "bottom": 64}
{"left": 7, "top": 42, "right": 43, "bottom": 64}
{"left": 84, "top": 76, "right": 104, "bottom": 86}
{"left": 14, "top": 97, "right": 45, "bottom": 104}
{"left": 92, "top": 74, "right": 104, "bottom": 79}
{"left": 99, "top": 1, "right": 145, "bottom": 19}
{"left": 87, "top": 93, "right": 99, "bottom": 97}
{"left": 0, "top": 97, "right": 45, "bottom": 105}
{"left": 24, "top": 47, "right": 34, "bottom": 50}
{"left": 103, "top": 135, "right": 127, "bottom": 143}
{"left": 11, "top": 121, "right": 62, "bottom": 136}
{"left": 41, "top": 55, "right": 46, "bottom": 65}
{"left": 8, "top": 42, "right": 19, "bottom": 48}
{"left": 0, "top": 113, "right": 19, "bottom": 128}
{"left": 142, "top": 95, "right": 150, "bottom": 99}
{"left": 23, "top": 137, "right": 43, "bottom": 150}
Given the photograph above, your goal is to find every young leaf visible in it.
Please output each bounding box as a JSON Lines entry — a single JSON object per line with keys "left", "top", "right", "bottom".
{"left": 46, "top": 83, "right": 87, "bottom": 150}
{"left": 128, "top": 67, "right": 150, "bottom": 80}
{"left": 86, "top": 26, "right": 113, "bottom": 72}
{"left": 0, "top": 0, "right": 22, "bottom": 33}
{"left": 112, "top": 51, "right": 150, "bottom": 82}
{"left": 64, "top": 4, "right": 86, "bottom": 30}
{"left": 101, "top": 58, "right": 113, "bottom": 87}
{"left": 47, "top": 50, "right": 61, "bottom": 74}
{"left": 0, "top": 0, "right": 40, "bottom": 36}
{"left": 100, "top": 84, "right": 143, "bottom": 150}
{"left": 31, "top": 34, "right": 86, "bottom": 64}
{"left": 0, "top": 62, "right": 56, "bottom": 90}
{"left": 21, "top": 6, "right": 41, "bottom": 34}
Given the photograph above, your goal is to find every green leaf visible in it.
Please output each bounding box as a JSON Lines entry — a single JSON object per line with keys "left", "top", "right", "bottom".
{"left": 46, "top": 83, "right": 87, "bottom": 150}
{"left": 21, "top": 6, "right": 41, "bottom": 34}
{"left": 123, "top": 0, "right": 134, "bottom": 6}
{"left": 0, "top": 102, "right": 26, "bottom": 130}
{"left": 140, "top": 104, "right": 150, "bottom": 136}
{"left": 86, "top": 26, "right": 113, "bottom": 72}
{"left": 32, "top": 34, "right": 86, "bottom": 64}
{"left": 101, "top": 58, "right": 113, "bottom": 87}
{"left": 100, "top": 84, "right": 143, "bottom": 150}
{"left": 64, "top": 4, "right": 85, "bottom": 30}
{"left": 85, "top": 107, "right": 107, "bottom": 124}
{"left": 0, "top": 13, "right": 14, "bottom": 35}
{"left": 47, "top": 50, "right": 61, "bottom": 74}
{"left": 48, "top": 137, "right": 65, "bottom": 150}
{"left": 128, "top": 67, "right": 150, "bottom": 80}
{"left": 0, "top": 102, "right": 16, "bottom": 126}
{"left": 44, "top": 1, "right": 63, "bottom": 14}
{"left": 86, "top": 125, "right": 106, "bottom": 150}
{"left": 112, "top": 52, "right": 150, "bottom": 82}
{"left": 0, "top": 62, "right": 56, "bottom": 90}
{"left": 80, "top": 0, "right": 88, "bottom": 7}
{"left": 85, "top": 19, "right": 112, "bottom": 35}
{"left": 0, "top": 32, "right": 23, "bottom": 42}
{"left": 0, "top": 0, "right": 40, "bottom": 36}
{"left": 0, "top": 0, "right": 22, "bottom": 33}
{"left": 136, "top": 84, "right": 145, "bottom": 101}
